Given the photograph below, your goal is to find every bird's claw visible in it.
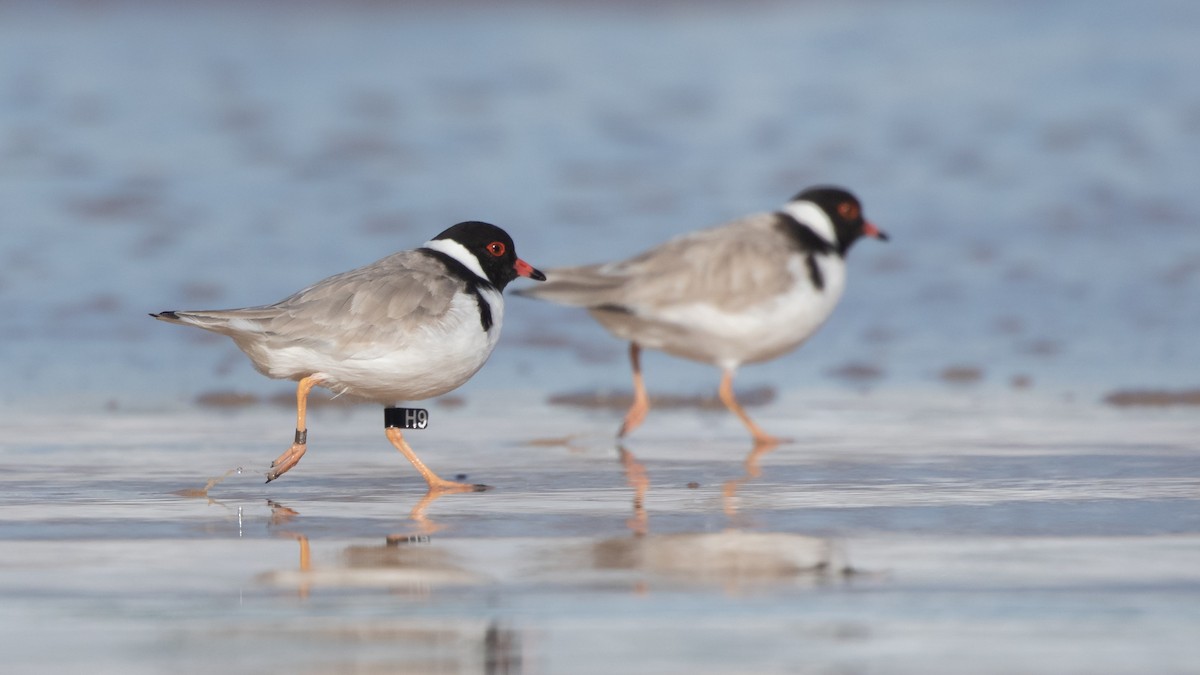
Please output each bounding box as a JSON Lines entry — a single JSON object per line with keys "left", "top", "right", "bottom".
{"left": 265, "top": 442, "right": 307, "bottom": 484}
{"left": 427, "top": 479, "right": 490, "bottom": 493}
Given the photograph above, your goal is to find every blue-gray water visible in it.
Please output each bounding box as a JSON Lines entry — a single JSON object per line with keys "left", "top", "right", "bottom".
{"left": 3, "top": 0, "right": 1198, "bottom": 410}
{"left": 1, "top": 1, "right": 1199, "bottom": 673}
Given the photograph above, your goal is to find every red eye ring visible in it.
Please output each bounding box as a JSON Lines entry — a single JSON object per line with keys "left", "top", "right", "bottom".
{"left": 487, "top": 241, "right": 506, "bottom": 257}
{"left": 837, "top": 202, "right": 860, "bottom": 220}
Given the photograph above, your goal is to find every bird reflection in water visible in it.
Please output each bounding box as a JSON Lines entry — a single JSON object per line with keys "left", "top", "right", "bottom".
{"left": 267, "top": 499, "right": 312, "bottom": 598}
{"left": 266, "top": 521, "right": 523, "bottom": 673}
{"left": 721, "top": 439, "right": 779, "bottom": 523}
{"left": 618, "top": 446, "right": 650, "bottom": 536}
{"left": 617, "top": 438, "right": 778, "bottom": 536}
{"left": 404, "top": 485, "right": 463, "bottom": 536}
{"left": 610, "top": 441, "right": 850, "bottom": 592}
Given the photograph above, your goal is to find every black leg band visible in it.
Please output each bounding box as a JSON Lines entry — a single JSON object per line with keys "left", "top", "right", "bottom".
{"left": 385, "top": 407, "right": 429, "bottom": 430}
{"left": 294, "top": 428, "right": 307, "bottom": 445}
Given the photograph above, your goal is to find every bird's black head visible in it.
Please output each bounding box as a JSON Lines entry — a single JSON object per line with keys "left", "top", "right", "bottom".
{"left": 790, "top": 186, "right": 888, "bottom": 255}
{"left": 431, "top": 221, "right": 546, "bottom": 290}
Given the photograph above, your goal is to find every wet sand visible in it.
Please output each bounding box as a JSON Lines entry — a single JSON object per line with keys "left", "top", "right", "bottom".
{"left": 2, "top": 392, "right": 1198, "bottom": 673}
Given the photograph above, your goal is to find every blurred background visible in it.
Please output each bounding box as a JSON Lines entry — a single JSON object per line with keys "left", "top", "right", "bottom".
{"left": 2, "top": 5, "right": 1198, "bottom": 672}
{"left": 1, "top": 0, "right": 1198, "bottom": 412}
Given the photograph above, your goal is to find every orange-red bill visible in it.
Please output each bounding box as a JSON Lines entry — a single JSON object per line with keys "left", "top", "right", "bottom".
{"left": 863, "top": 221, "right": 889, "bottom": 241}
{"left": 515, "top": 258, "right": 547, "bottom": 280}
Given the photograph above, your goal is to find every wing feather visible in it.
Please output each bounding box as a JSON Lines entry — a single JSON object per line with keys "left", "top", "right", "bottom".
{"left": 522, "top": 213, "right": 798, "bottom": 313}
{"left": 165, "top": 250, "right": 462, "bottom": 356}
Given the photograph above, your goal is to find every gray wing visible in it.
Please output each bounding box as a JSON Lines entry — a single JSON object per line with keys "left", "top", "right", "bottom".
{"left": 518, "top": 212, "right": 797, "bottom": 313}
{"left": 154, "top": 250, "right": 462, "bottom": 354}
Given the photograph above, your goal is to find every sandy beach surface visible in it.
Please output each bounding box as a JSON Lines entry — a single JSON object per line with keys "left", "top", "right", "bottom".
{"left": 2, "top": 0, "right": 1199, "bottom": 672}
{"left": 2, "top": 393, "right": 1199, "bottom": 673}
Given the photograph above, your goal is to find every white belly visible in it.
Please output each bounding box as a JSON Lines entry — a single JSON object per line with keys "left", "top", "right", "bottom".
{"left": 620, "top": 256, "right": 846, "bottom": 369}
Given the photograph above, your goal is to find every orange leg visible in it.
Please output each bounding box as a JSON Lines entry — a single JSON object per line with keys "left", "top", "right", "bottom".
{"left": 618, "top": 343, "right": 650, "bottom": 438}
{"left": 266, "top": 375, "right": 320, "bottom": 482}
{"left": 718, "top": 368, "right": 781, "bottom": 447}
{"left": 385, "top": 426, "right": 489, "bottom": 493}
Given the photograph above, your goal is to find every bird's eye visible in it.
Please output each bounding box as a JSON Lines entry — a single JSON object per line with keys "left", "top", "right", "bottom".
{"left": 487, "top": 242, "right": 506, "bottom": 257}
{"left": 837, "top": 202, "right": 860, "bottom": 220}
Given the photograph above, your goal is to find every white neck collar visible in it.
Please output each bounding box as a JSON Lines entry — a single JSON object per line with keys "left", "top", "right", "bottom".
{"left": 423, "top": 238, "right": 488, "bottom": 281}
{"left": 781, "top": 200, "right": 838, "bottom": 248}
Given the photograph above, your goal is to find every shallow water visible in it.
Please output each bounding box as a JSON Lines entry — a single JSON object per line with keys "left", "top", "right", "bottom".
{"left": 2, "top": 0, "right": 1200, "bottom": 672}
{"left": 3, "top": 394, "right": 1199, "bottom": 673}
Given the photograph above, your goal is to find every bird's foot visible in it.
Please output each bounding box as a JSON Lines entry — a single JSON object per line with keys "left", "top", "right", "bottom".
{"left": 266, "top": 442, "right": 307, "bottom": 483}
{"left": 427, "top": 478, "right": 491, "bottom": 494}
{"left": 752, "top": 434, "right": 787, "bottom": 449}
